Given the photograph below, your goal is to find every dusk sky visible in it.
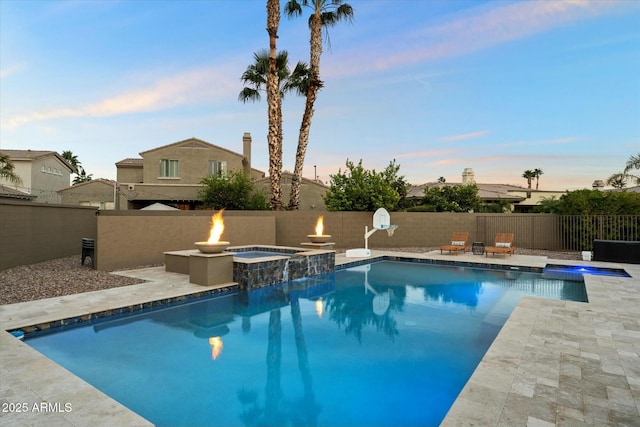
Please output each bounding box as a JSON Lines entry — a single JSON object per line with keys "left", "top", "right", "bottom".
{"left": 1, "top": 0, "right": 639, "bottom": 190}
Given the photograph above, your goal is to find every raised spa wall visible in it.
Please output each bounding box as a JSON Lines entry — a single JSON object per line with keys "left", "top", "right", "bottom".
{"left": 164, "top": 245, "right": 335, "bottom": 291}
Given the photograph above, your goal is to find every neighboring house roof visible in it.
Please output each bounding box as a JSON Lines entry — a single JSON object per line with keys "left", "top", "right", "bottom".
{"left": 57, "top": 178, "right": 116, "bottom": 194}
{"left": 0, "top": 184, "right": 36, "bottom": 200}
{"left": 408, "top": 182, "right": 527, "bottom": 202}
{"left": 607, "top": 185, "right": 640, "bottom": 193}
{"left": 0, "top": 149, "right": 75, "bottom": 173}
{"left": 139, "top": 137, "right": 243, "bottom": 159}
{"left": 262, "top": 171, "right": 328, "bottom": 188}
{"left": 115, "top": 158, "right": 143, "bottom": 167}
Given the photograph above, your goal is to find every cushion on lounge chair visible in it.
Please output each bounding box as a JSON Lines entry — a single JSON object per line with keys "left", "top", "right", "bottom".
{"left": 451, "top": 241, "right": 465, "bottom": 246}
{"left": 496, "top": 242, "right": 511, "bottom": 248}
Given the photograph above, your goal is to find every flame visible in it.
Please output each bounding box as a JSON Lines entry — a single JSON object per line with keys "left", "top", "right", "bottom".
{"left": 209, "top": 336, "right": 223, "bottom": 360}
{"left": 315, "top": 298, "right": 324, "bottom": 318}
{"left": 315, "top": 216, "right": 324, "bottom": 236}
{"left": 207, "top": 209, "right": 225, "bottom": 244}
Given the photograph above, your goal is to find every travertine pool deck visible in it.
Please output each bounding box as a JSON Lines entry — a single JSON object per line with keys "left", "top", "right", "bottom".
{"left": 1, "top": 251, "right": 638, "bottom": 426}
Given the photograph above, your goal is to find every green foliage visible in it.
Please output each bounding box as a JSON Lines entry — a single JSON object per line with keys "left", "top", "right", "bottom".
{"left": 534, "top": 189, "right": 640, "bottom": 250}
{"left": 199, "top": 170, "right": 269, "bottom": 210}
{"left": 534, "top": 189, "right": 640, "bottom": 215}
{"left": 422, "top": 184, "right": 481, "bottom": 212}
{"left": 0, "top": 153, "right": 21, "bottom": 184}
{"left": 406, "top": 205, "right": 436, "bottom": 212}
{"left": 532, "top": 196, "right": 564, "bottom": 214}
{"left": 323, "top": 159, "right": 406, "bottom": 211}
{"left": 477, "top": 199, "right": 511, "bottom": 213}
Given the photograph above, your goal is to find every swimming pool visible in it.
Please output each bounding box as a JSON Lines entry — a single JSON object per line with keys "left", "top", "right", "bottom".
{"left": 24, "top": 260, "right": 587, "bottom": 427}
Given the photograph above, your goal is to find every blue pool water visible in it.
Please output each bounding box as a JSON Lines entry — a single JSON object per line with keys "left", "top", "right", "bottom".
{"left": 542, "top": 264, "right": 630, "bottom": 281}
{"left": 231, "top": 250, "right": 295, "bottom": 259}
{"left": 25, "top": 261, "right": 587, "bottom": 427}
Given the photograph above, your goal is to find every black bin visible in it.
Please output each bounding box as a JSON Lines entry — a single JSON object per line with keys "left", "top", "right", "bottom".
{"left": 593, "top": 240, "right": 640, "bottom": 264}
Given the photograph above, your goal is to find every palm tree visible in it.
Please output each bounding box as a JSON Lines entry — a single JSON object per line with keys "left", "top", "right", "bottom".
{"left": 624, "top": 152, "right": 640, "bottom": 185}
{"left": 240, "top": 49, "right": 309, "bottom": 210}
{"left": 607, "top": 174, "right": 627, "bottom": 188}
{"left": 240, "top": 50, "right": 309, "bottom": 103}
{"left": 533, "top": 168, "right": 543, "bottom": 190}
{"left": 606, "top": 152, "right": 640, "bottom": 188}
{"left": 265, "top": 0, "right": 284, "bottom": 210}
{"left": 72, "top": 167, "right": 93, "bottom": 185}
{"left": 61, "top": 150, "right": 80, "bottom": 174}
{"left": 284, "top": 0, "right": 354, "bottom": 210}
{"left": 522, "top": 170, "right": 535, "bottom": 189}
{"left": 0, "top": 153, "right": 22, "bottom": 185}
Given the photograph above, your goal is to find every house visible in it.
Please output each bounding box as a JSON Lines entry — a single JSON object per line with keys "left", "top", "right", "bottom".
{"left": 0, "top": 185, "right": 37, "bottom": 201}
{"left": 0, "top": 150, "right": 74, "bottom": 203}
{"left": 255, "top": 171, "right": 329, "bottom": 210}
{"left": 408, "top": 168, "right": 568, "bottom": 212}
{"left": 58, "top": 179, "right": 117, "bottom": 210}
{"left": 115, "top": 134, "right": 265, "bottom": 210}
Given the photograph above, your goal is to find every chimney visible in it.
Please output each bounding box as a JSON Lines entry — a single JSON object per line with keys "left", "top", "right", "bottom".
{"left": 462, "top": 168, "right": 475, "bottom": 184}
{"left": 592, "top": 180, "right": 605, "bottom": 190}
{"left": 242, "top": 132, "right": 251, "bottom": 175}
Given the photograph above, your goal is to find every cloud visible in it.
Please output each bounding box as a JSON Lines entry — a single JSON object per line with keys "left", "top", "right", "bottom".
{"left": 2, "top": 65, "right": 240, "bottom": 129}
{"left": 327, "top": 0, "right": 632, "bottom": 78}
{"left": 442, "top": 131, "right": 489, "bottom": 142}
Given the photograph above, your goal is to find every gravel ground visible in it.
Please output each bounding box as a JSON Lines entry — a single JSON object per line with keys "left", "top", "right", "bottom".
{"left": 0, "top": 249, "right": 581, "bottom": 305}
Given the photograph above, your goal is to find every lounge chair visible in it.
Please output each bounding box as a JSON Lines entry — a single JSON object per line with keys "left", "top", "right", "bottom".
{"left": 440, "top": 232, "right": 469, "bottom": 255}
{"left": 485, "top": 233, "right": 515, "bottom": 258}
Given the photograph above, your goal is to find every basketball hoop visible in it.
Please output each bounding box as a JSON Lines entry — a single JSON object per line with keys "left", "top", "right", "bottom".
{"left": 384, "top": 224, "right": 398, "bottom": 237}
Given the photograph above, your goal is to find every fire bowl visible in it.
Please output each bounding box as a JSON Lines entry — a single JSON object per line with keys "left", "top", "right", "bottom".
{"left": 195, "top": 241, "right": 231, "bottom": 254}
{"left": 307, "top": 234, "right": 332, "bottom": 244}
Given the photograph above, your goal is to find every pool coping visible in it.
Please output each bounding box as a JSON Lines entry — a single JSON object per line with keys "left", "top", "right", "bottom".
{"left": 1, "top": 251, "right": 639, "bottom": 426}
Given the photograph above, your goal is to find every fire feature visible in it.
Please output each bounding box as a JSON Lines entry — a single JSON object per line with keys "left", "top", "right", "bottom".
{"left": 195, "top": 209, "right": 230, "bottom": 253}
{"left": 307, "top": 215, "right": 332, "bottom": 243}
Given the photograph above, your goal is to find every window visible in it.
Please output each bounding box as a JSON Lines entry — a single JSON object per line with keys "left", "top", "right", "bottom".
{"left": 208, "top": 160, "right": 227, "bottom": 177}
{"left": 160, "top": 159, "right": 179, "bottom": 178}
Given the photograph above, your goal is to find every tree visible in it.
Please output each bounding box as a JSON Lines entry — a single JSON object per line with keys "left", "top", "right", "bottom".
{"left": 533, "top": 168, "right": 543, "bottom": 190}
{"left": 266, "top": 0, "right": 284, "bottom": 210}
{"left": 534, "top": 189, "right": 640, "bottom": 215}
{"left": 239, "top": 50, "right": 309, "bottom": 103}
{"left": 422, "top": 184, "right": 481, "bottom": 212}
{"left": 72, "top": 168, "right": 93, "bottom": 185}
{"left": 285, "top": 0, "right": 354, "bottom": 210}
{"left": 239, "top": 49, "right": 310, "bottom": 210}
{"left": 607, "top": 174, "right": 627, "bottom": 189}
{"left": 608, "top": 152, "right": 640, "bottom": 187}
{"left": 199, "top": 170, "right": 269, "bottom": 210}
{"left": 62, "top": 150, "right": 92, "bottom": 185}
{"left": 437, "top": 176, "right": 446, "bottom": 184}
{"left": 522, "top": 170, "right": 535, "bottom": 189}
{"left": 61, "top": 150, "right": 80, "bottom": 174}
{"left": 0, "top": 153, "right": 22, "bottom": 185}
{"left": 323, "top": 159, "right": 403, "bottom": 211}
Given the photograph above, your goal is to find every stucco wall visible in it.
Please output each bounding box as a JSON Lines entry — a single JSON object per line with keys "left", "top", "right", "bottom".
{"left": 2, "top": 202, "right": 574, "bottom": 272}
{"left": 59, "top": 181, "right": 115, "bottom": 207}
{"left": 95, "top": 212, "right": 276, "bottom": 271}
{"left": 116, "top": 166, "right": 143, "bottom": 184}
{"left": 0, "top": 200, "right": 97, "bottom": 270}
